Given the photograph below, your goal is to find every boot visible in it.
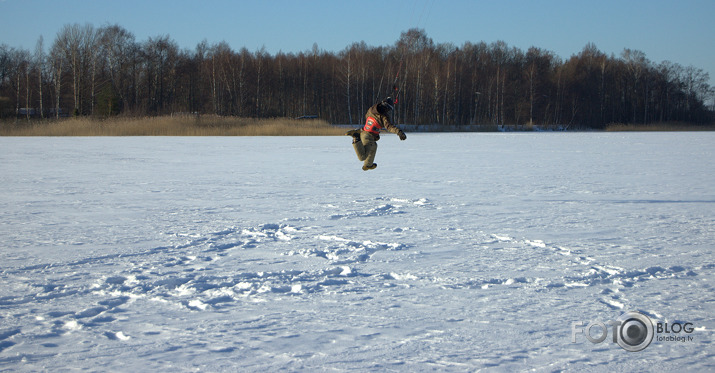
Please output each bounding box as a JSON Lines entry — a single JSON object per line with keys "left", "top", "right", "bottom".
{"left": 362, "top": 163, "right": 377, "bottom": 171}
{"left": 345, "top": 129, "right": 361, "bottom": 143}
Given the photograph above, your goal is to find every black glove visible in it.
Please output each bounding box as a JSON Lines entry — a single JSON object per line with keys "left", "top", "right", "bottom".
{"left": 398, "top": 130, "right": 407, "bottom": 141}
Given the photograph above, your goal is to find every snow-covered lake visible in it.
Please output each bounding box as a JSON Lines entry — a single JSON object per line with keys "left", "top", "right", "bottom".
{"left": 1, "top": 133, "right": 713, "bottom": 371}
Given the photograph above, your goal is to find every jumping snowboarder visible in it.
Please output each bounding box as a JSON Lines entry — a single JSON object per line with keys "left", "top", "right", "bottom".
{"left": 346, "top": 97, "right": 407, "bottom": 171}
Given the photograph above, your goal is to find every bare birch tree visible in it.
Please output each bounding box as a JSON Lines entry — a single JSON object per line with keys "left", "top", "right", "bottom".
{"left": 34, "top": 36, "right": 45, "bottom": 118}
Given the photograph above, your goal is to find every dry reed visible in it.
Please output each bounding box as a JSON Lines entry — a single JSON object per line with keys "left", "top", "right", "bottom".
{"left": 0, "top": 116, "right": 348, "bottom": 136}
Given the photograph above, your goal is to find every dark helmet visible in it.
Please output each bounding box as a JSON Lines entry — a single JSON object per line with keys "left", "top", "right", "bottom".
{"left": 380, "top": 96, "right": 395, "bottom": 112}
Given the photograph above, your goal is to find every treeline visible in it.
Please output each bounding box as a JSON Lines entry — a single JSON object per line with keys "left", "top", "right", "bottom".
{"left": 1, "top": 25, "right": 713, "bottom": 128}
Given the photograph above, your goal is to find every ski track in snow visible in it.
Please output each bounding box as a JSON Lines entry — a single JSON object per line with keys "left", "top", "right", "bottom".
{"left": 1, "top": 198, "right": 421, "bottom": 313}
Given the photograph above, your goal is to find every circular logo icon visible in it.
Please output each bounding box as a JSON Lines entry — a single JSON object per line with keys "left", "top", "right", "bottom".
{"left": 616, "top": 311, "right": 654, "bottom": 352}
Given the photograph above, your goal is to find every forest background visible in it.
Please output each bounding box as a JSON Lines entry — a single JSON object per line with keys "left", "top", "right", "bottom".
{"left": 1, "top": 25, "right": 713, "bottom": 130}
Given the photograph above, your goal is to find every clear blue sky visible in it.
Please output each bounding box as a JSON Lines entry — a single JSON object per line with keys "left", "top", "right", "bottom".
{"left": 1, "top": 0, "right": 713, "bottom": 87}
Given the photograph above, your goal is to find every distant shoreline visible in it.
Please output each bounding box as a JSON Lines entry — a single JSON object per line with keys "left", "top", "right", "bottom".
{"left": 1, "top": 117, "right": 713, "bottom": 136}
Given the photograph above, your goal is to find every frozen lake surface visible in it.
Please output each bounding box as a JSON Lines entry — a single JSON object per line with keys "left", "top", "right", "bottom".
{"left": 1, "top": 133, "right": 714, "bottom": 371}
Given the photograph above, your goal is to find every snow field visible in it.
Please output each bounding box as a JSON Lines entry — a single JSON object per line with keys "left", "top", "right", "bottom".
{"left": 1, "top": 133, "right": 713, "bottom": 371}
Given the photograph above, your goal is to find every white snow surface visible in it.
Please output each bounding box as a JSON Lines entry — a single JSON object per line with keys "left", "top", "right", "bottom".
{"left": 1, "top": 133, "right": 713, "bottom": 372}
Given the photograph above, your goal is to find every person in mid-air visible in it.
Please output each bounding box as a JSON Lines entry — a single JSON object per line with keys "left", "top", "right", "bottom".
{"left": 346, "top": 97, "right": 406, "bottom": 171}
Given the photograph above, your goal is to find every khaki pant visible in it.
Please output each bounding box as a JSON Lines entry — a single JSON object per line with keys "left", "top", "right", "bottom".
{"left": 353, "top": 131, "right": 377, "bottom": 168}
